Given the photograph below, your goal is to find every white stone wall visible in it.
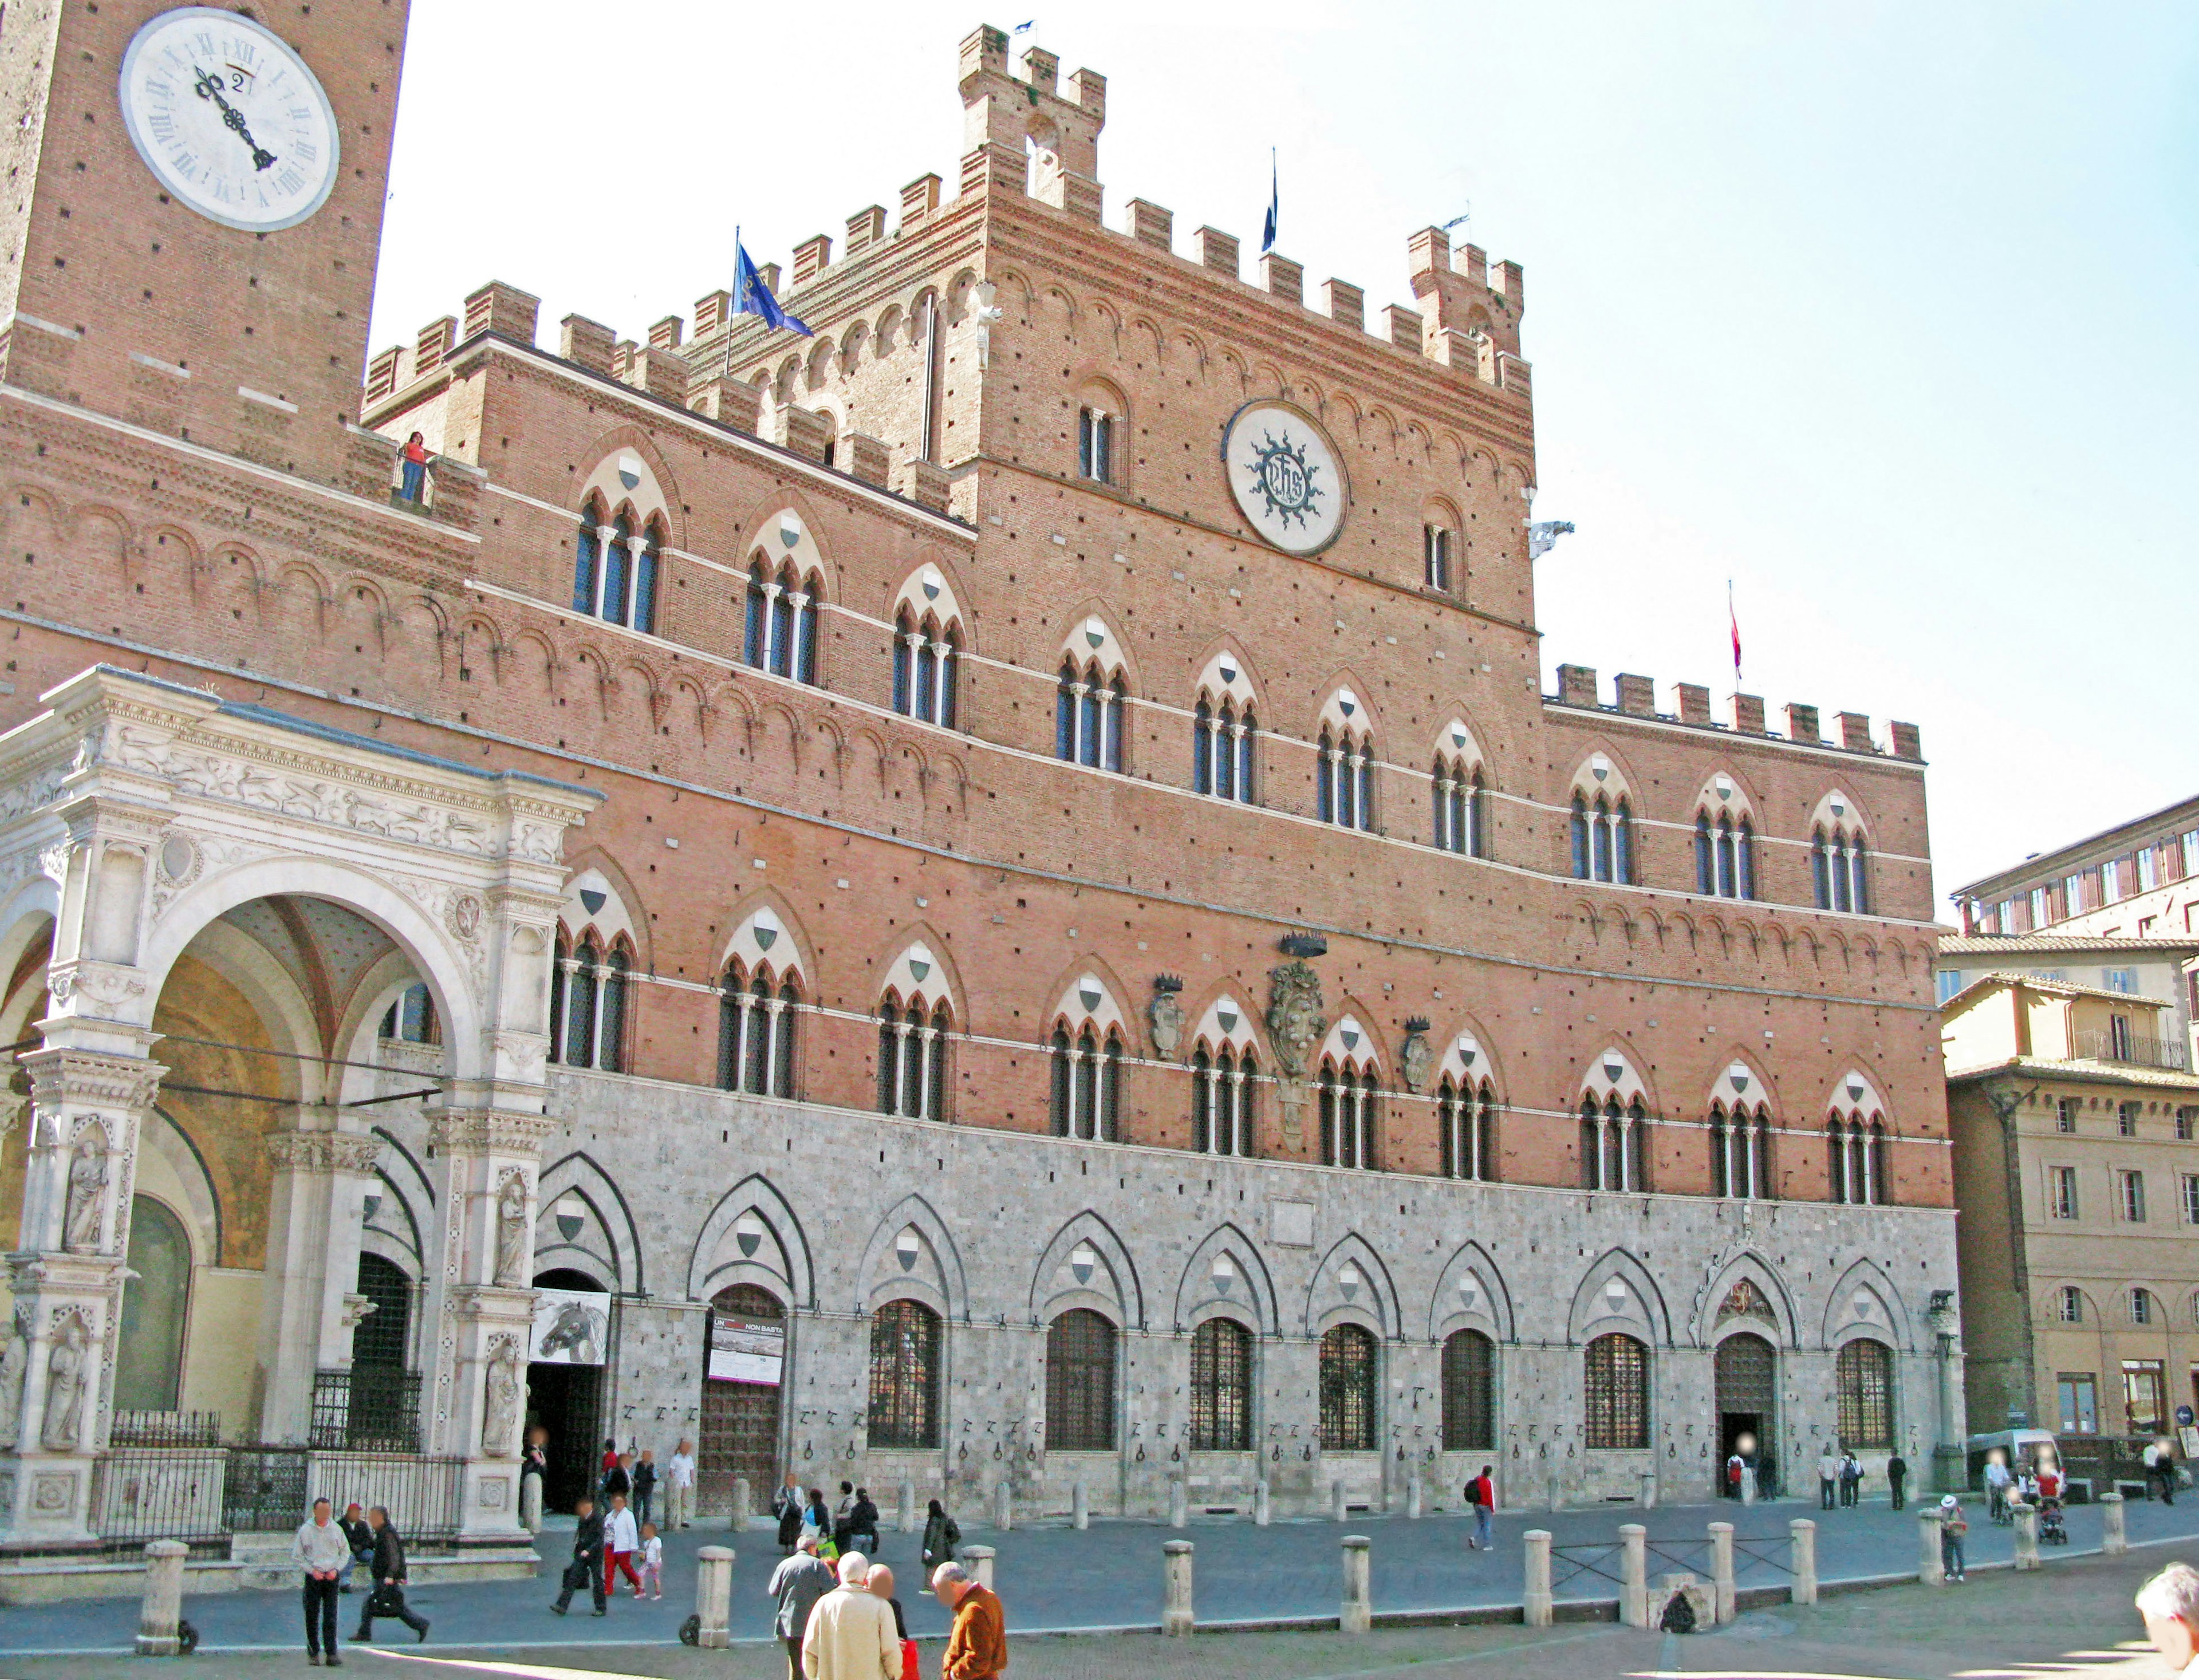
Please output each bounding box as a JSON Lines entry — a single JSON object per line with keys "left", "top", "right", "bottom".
{"left": 538, "top": 1067, "right": 1963, "bottom": 1519}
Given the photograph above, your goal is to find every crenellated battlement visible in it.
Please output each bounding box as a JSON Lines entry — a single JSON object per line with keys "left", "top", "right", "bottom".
{"left": 1550, "top": 663, "right": 1924, "bottom": 762}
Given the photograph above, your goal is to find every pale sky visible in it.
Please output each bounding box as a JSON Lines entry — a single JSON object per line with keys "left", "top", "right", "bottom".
{"left": 368, "top": 2, "right": 2199, "bottom": 910}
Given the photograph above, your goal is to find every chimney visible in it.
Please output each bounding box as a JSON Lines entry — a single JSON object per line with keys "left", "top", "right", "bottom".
{"left": 647, "top": 315, "right": 684, "bottom": 352}
{"left": 693, "top": 291, "right": 734, "bottom": 337}
{"left": 901, "top": 174, "right": 942, "bottom": 230}
{"left": 1556, "top": 664, "right": 1599, "bottom": 708}
{"left": 462, "top": 282, "right": 540, "bottom": 347}
{"left": 790, "top": 235, "right": 832, "bottom": 286}
{"left": 1732, "top": 693, "right": 1766, "bottom": 733}
{"left": 559, "top": 314, "right": 618, "bottom": 376}
{"left": 1675, "top": 683, "right": 1711, "bottom": 727}
{"left": 845, "top": 205, "right": 887, "bottom": 255}
{"left": 1837, "top": 710, "right": 1873, "bottom": 752}
{"left": 1193, "top": 227, "right": 1240, "bottom": 279}
{"left": 1322, "top": 279, "right": 1364, "bottom": 332}
{"left": 414, "top": 316, "right": 456, "bottom": 378}
{"left": 1786, "top": 703, "right": 1822, "bottom": 746}
{"left": 1614, "top": 673, "right": 1654, "bottom": 717}
{"left": 1260, "top": 252, "right": 1303, "bottom": 306}
{"left": 1125, "top": 199, "right": 1173, "bottom": 251}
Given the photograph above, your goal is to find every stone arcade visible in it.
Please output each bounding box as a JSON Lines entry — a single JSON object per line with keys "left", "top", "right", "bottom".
{"left": 0, "top": 5, "right": 1962, "bottom": 1576}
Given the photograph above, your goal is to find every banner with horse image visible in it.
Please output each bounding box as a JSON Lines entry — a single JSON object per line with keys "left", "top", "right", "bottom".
{"left": 529, "top": 1287, "right": 611, "bottom": 1366}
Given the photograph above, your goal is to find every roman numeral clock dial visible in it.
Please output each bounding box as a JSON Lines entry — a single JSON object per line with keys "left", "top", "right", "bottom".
{"left": 117, "top": 6, "right": 340, "bottom": 232}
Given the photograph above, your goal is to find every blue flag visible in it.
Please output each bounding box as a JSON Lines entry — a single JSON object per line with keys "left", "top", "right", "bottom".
{"left": 1260, "top": 149, "right": 1278, "bottom": 254}
{"left": 735, "top": 242, "right": 811, "bottom": 337}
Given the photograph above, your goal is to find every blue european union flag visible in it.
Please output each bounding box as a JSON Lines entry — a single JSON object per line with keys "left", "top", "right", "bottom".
{"left": 735, "top": 242, "right": 811, "bottom": 337}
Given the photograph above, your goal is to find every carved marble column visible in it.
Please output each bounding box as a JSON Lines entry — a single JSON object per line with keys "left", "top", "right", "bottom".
{"left": 1, "top": 1043, "right": 164, "bottom": 1548}
{"left": 255, "top": 1121, "right": 385, "bottom": 1443}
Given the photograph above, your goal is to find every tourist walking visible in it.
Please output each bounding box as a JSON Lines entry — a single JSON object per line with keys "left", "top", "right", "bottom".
{"left": 1465, "top": 1466, "right": 1495, "bottom": 1550}
{"left": 336, "top": 1501, "right": 373, "bottom": 1593}
{"left": 1725, "top": 1450, "right": 1744, "bottom": 1499}
{"left": 2146, "top": 1438, "right": 2179, "bottom": 1505}
{"left": 933, "top": 1559, "right": 1008, "bottom": 1680}
{"left": 604, "top": 1489, "right": 645, "bottom": 1597}
{"left": 349, "top": 1505, "right": 430, "bottom": 1644}
{"left": 1984, "top": 1452, "right": 2012, "bottom": 1522}
{"left": 1817, "top": 1448, "right": 1838, "bottom": 1510}
{"left": 1887, "top": 1449, "right": 1908, "bottom": 1509}
{"left": 868, "top": 1564, "right": 919, "bottom": 1680}
{"left": 602, "top": 1450, "right": 633, "bottom": 1508}
{"left": 1840, "top": 1452, "right": 1863, "bottom": 1508}
{"left": 1938, "top": 1494, "right": 1968, "bottom": 1581}
{"left": 768, "top": 1534, "right": 838, "bottom": 1680}
{"left": 845, "top": 1486, "right": 881, "bottom": 1555}
{"left": 551, "top": 1494, "right": 608, "bottom": 1616}
{"left": 831, "top": 1480, "right": 858, "bottom": 1551}
{"left": 803, "top": 1487, "right": 834, "bottom": 1553}
{"left": 801, "top": 1552, "right": 900, "bottom": 1680}
{"left": 920, "top": 1497, "right": 961, "bottom": 1580}
{"left": 292, "top": 1496, "right": 350, "bottom": 1667}
{"left": 665, "top": 1438, "right": 697, "bottom": 1530}
{"left": 637, "top": 1521, "right": 664, "bottom": 1600}
{"left": 775, "top": 1471, "right": 806, "bottom": 1553}
{"left": 633, "top": 1449, "right": 658, "bottom": 1529}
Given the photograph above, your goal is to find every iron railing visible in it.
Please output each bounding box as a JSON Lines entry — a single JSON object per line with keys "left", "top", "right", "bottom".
{"left": 94, "top": 1445, "right": 466, "bottom": 1547}
{"left": 312, "top": 1366, "right": 422, "bottom": 1452}
{"left": 92, "top": 1448, "right": 230, "bottom": 1549}
{"left": 2075, "top": 1029, "right": 2189, "bottom": 1071}
{"left": 108, "top": 1409, "right": 223, "bottom": 1448}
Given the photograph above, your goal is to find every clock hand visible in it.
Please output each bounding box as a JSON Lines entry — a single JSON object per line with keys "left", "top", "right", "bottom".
{"left": 192, "top": 66, "right": 277, "bottom": 172}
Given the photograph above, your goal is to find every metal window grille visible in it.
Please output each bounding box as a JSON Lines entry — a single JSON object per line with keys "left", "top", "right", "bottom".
{"left": 1440, "top": 1329, "right": 1494, "bottom": 1450}
{"left": 1044, "top": 1309, "right": 1117, "bottom": 1452}
{"left": 867, "top": 1299, "right": 941, "bottom": 1450}
{"left": 1834, "top": 1339, "right": 1893, "bottom": 1449}
{"left": 1583, "top": 1334, "right": 1649, "bottom": 1450}
{"left": 109, "top": 1409, "right": 223, "bottom": 1448}
{"left": 312, "top": 1367, "right": 422, "bottom": 1453}
{"left": 1188, "top": 1318, "right": 1251, "bottom": 1452}
{"left": 1318, "top": 1324, "right": 1378, "bottom": 1452}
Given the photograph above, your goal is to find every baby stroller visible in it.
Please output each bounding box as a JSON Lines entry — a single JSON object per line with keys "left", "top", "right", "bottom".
{"left": 2038, "top": 1497, "right": 2068, "bottom": 1545}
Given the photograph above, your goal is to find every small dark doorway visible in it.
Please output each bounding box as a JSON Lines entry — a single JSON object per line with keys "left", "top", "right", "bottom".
{"left": 1713, "top": 1332, "right": 1777, "bottom": 1497}
{"left": 529, "top": 1267, "right": 610, "bottom": 1513}
{"left": 698, "top": 1284, "right": 786, "bottom": 1517}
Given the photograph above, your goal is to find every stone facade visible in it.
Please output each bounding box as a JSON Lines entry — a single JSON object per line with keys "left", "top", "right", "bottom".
{"left": 0, "top": 3, "right": 1963, "bottom": 1550}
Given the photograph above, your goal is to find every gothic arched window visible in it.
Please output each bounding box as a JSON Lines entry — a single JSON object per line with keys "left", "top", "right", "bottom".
{"left": 1439, "top": 1076, "right": 1497, "bottom": 1181}
{"left": 1056, "top": 660, "right": 1124, "bottom": 769}
{"left": 1579, "top": 1093, "right": 1648, "bottom": 1192}
{"left": 1584, "top": 1332, "right": 1650, "bottom": 1449}
{"left": 1050, "top": 1024, "right": 1122, "bottom": 1142}
{"left": 1188, "top": 1318, "right": 1252, "bottom": 1450}
{"left": 718, "top": 965, "right": 800, "bottom": 1098}
{"left": 1318, "top": 1323, "right": 1378, "bottom": 1452}
{"left": 867, "top": 1299, "right": 942, "bottom": 1449}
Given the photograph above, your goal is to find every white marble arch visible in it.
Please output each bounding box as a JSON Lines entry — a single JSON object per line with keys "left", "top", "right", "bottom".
{"left": 1027, "top": 1209, "right": 1144, "bottom": 1331}
{"left": 1429, "top": 1240, "right": 1514, "bottom": 1344}
{"left": 1568, "top": 1248, "right": 1672, "bottom": 1347}
{"left": 1689, "top": 1250, "right": 1801, "bottom": 1350}
{"left": 687, "top": 1174, "right": 814, "bottom": 1310}
{"left": 134, "top": 1109, "right": 222, "bottom": 1269}
{"left": 1823, "top": 1256, "right": 1916, "bottom": 1352}
{"left": 1304, "top": 1232, "right": 1400, "bottom": 1340}
{"left": 362, "top": 1124, "right": 431, "bottom": 1271}
{"left": 1172, "top": 1221, "right": 1278, "bottom": 1336}
{"left": 853, "top": 1192, "right": 967, "bottom": 1320}
{"left": 534, "top": 1150, "right": 644, "bottom": 1293}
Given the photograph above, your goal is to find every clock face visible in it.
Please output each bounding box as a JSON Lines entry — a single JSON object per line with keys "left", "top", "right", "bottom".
{"left": 1221, "top": 401, "right": 1348, "bottom": 556}
{"left": 117, "top": 7, "right": 341, "bottom": 233}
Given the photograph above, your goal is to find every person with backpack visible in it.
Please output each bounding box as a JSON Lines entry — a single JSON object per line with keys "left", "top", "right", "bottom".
{"left": 920, "top": 1498, "right": 960, "bottom": 1584}
{"left": 1464, "top": 1466, "right": 1495, "bottom": 1550}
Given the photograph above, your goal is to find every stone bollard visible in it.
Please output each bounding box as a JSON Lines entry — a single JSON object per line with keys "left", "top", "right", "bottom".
{"left": 2102, "top": 1491, "right": 2128, "bottom": 1555}
{"left": 963, "top": 1544, "right": 996, "bottom": 1590}
{"left": 1789, "top": 1518, "right": 1818, "bottom": 1606}
{"left": 994, "top": 1478, "right": 1013, "bottom": 1532}
{"left": 1073, "top": 1481, "right": 1089, "bottom": 1531}
{"left": 1708, "top": 1520, "right": 1735, "bottom": 1625}
{"left": 136, "top": 1540, "right": 189, "bottom": 1656}
{"left": 520, "top": 1474, "right": 543, "bottom": 1534}
{"left": 2013, "top": 1500, "right": 2040, "bottom": 1570}
{"left": 695, "top": 1545, "right": 735, "bottom": 1649}
{"left": 1619, "top": 1523, "right": 1648, "bottom": 1628}
{"left": 1917, "top": 1507, "right": 1944, "bottom": 1586}
{"left": 1255, "top": 1478, "right": 1272, "bottom": 1527}
{"left": 730, "top": 1476, "right": 751, "bottom": 1531}
{"left": 1547, "top": 1468, "right": 1563, "bottom": 1512}
{"left": 898, "top": 1481, "right": 917, "bottom": 1534}
{"left": 1163, "top": 1539, "right": 1195, "bottom": 1637}
{"left": 1524, "top": 1529, "right": 1554, "bottom": 1627}
{"left": 1170, "top": 1476, "right": 1189, "bottom": 1530}
{"left": 1639, "top": 1469, "right": 1658, "bottom": 1511}
{"left": 1340, "top": 1534, "right": 1372, "bottom": 1635}
{"left": 1406, "top": 1472, "right": 1423, "bottom": 1520}
{"left": 1332, "top": 1479, "right": 1349, "bottom": 1523}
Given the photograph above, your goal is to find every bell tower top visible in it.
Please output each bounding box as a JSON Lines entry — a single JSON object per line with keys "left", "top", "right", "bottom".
{"left": 0, "top": 0, "right": 412, "bottom": 483}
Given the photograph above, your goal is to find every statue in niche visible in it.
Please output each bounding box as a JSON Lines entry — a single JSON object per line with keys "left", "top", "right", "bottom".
{"left": 41, "top": 1312, "right": 87, "bottom": 1451}
{"left": 480, "top": 1335, "right": 522, "bottom": 1458}
{"left": 0, "top": 1308, "right": 29, "bottom": 1446}
{"left": 494, "top": 1173, "right": 529, "bottom": 1288}
{"left": 63, "top": 1133, "right": 107, "bottom": 1253}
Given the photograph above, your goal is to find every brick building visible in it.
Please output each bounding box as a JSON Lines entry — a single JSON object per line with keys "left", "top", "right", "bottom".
{"left": 0, "top": 8, "right": 1960, "bottom": 1565}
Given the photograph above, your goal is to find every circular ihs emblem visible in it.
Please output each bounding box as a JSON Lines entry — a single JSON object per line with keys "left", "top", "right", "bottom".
{"left": 1221, "top": 401, "right": 1347, "bottom": 555}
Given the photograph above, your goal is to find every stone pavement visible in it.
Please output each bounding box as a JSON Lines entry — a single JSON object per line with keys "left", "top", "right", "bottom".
{"left": 3, "top": 1493, "right": 2198, "bottom": 1663}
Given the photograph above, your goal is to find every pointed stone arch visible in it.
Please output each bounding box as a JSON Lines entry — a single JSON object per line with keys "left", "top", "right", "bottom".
{"left": 1027, "top": 1209, "right": 1145, "bottom": 1330}
{"left": 733, "top": 494, "right": 836, "bottom": 604}
{"left": 1043, "top": 955, "right": 1133, "bottom": 1038}
{"left": 535, "top": 1150, "right": 647, "bottom": 1294}
{"left": 716, "top": 890, "right": 813, "bottom": 987}
{"left": 1691, "top": 1250, "right": 1800, "bottom": 1350}
{"left": 687, "top": 1173, "right": 814, "bottom": 1309}
{"left": 854, "top": 1192, "right": 968, "bottom": 1320}
{"left": 1430, "top": 1240, "right": 1514, "bottom": 1343}
{"left": 1172, "top": 1221, "right": 1278, "bottom": 1335}
{"left": 873, "top": 922, "right": 963, "bottom": 1017}
{"left": 1823, "top": 1256, "right": 1915, "bottom": 1352}
{"left": 1569, "top": 1247, "right": 1672, "bottom": 1347}
{"left": 1305, "top": 1231, "right": 1400, "bottom": 1339}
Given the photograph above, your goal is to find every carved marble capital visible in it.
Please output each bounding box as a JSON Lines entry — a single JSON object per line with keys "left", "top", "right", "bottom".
{"left": 18, "top": 1047, "right": 167, "bottom": 1115}
{"left": 265, "top": 1130, "right": 384, "bottom": 1174}
{"left": 428, "top": 1109, "right": 556, "bottom": 1156}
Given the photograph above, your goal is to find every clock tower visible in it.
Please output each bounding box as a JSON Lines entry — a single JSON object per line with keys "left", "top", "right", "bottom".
{"left": 0, "top": 0, "right": 411, "bottom": 482}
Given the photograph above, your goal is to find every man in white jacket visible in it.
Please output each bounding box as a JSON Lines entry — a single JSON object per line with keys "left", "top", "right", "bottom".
{"left": 292, "top": 1496, "right": 353, "bottom": 1666}
{"left": 603, "top": 1492, "right": 643, "bottom": 1598}
{"left": 664, "top": 1438, "right": 697, "bottom": 1530}
{"left": 801, "top": 1552, "right": 900, "bottom": 1680}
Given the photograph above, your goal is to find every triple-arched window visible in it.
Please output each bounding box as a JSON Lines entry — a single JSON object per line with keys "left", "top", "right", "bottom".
{"left": 1191, "top": 1045, "right": 1256, "bottom": 1156}
{"left": 1828, "top": 1114, "right": 1890, "bottom": 1204}
{"left": 1056, "top": 660, "right": 1125, "bottom": 769}
{"left": 1571, "top": 793, "right": 1634, "bottom": 884}
{"left": 1579, "top": 1093, "right": 1648, "bottom": 1192}
{"left": 1813, "top": 825, "right": 1870, "bottom": 913}
{"left": 1584, "top": 1332, "right": 1650, "bottom": 1449}
{"left": 892, "top": 609, "right": 960, "bottom": 727}
{"left": 549, "top": 934, "right": 629, "bottom": 1072}
{"left": 1318, "top": 729, "right": 1376, "bottom": 830}
{"left": 1050, "top": 1025, "right": 1123, "bottom": 1141}
{"left": 717, "top": 964, "right": 799, "bottom": 1098}
{"left": 1695, "top": 811, "right": 1757, "bottom": 899}
{"left": 1193, "top": 697, "right": 1257, "bottom": 802}
{"left": 572, "top": 499, "right": 662, "bottom": 635}
{"left": 743, "top": 557, "right": 820, "bottom": 683}
{"left": 1319, "top": 1060, "right": 1379, "bottom": 1169}
{"left": 1439, "top": 1076, "right": 1497, "bottom": 1181}
{"left": 877, "top": 999, "right": 952, "bottom": 1121}
{"left": 1317, "top": 1323, "right": 1378, "bottom": 1451}
{"left": 1711, "top": 1102, "right": 1771, "bottom": 1199}
{"left": 1432, "top": 756, "right": 1486, "bottom": 856}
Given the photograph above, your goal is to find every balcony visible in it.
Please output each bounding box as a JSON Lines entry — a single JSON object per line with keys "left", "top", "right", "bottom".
{"left": 2074, "top": 1028, "right": 2190, "bottom": 1072}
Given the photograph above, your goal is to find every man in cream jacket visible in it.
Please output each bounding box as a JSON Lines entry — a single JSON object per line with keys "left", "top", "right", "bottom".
{"left": 801, "top": 1552, "right": 900, "bottom": 1680}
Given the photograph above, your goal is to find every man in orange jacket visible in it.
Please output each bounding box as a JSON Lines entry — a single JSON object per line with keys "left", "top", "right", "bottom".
{"left": 931, "top": 1561, "right": 1007, "bottom": 1679}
